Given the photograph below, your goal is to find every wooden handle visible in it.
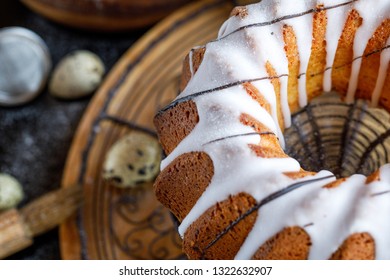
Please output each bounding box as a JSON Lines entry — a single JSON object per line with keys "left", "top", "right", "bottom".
{"left": 0, "top": 209, "right": 33, "bottom": 259}
{"left": 21, "top": 185, "right": 83, "bottom": 236}
{"left": 0, "top": 185, "right": 82, "bottom": 259}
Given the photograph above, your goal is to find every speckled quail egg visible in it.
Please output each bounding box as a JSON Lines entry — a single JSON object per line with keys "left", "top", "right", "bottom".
{"left": 49, "top": 50, "right": 105, "bottom": 99}
{"left": 0, "top": 173, "right": 24, "bottom": 210}
{"left": 103, "top": 131, "right": 162, "bottom": 188}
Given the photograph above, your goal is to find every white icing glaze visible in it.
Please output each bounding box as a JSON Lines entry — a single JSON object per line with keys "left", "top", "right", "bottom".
{"left": 188, "top": 49, "right": 194, "bottom": 78}
{"left": 188, "top": 46, "right": 204, "bottom": 79}
{"left": 349, "top": 164, "right": 390, "bottom": 259}
{"left": 346, "top": 0, "right": 390, "bottom": 103}
{"left": 277, "top": 0, "right": 316, "bottom": 108}
{"left": 323, "top": 0, "right": 351, "bottom": 92}
{"left": 160, "top": 0, "right": 390, "bottom": 259}
{"left": 297, "top": 174, "right": 367, "bottom": 259}
{"left": 235, "top": 170, "right": 335, "bottom": 259}
{"left": 371, "top": 38, "right": 390, "bottom": 107}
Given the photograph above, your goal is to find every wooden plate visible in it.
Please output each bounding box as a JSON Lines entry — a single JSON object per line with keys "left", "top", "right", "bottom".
{"left": 59, "top": 0, "right": 234, "bottom": 260}
{"left": 21, "top": 0, "right": 193, "bottom": 32}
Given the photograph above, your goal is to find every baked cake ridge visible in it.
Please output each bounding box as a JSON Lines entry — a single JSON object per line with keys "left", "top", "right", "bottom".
{"left": 155, "top": 0, "right": 390, "bottom": 259}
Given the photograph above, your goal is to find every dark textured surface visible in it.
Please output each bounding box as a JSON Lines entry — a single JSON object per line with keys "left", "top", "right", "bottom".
{"left": 0, "top": 1, "right": 146, "bottom": 259}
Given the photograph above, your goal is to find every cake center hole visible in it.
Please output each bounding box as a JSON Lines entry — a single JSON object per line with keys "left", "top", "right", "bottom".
{"left": 283, "top": 91, "right": 390, "bottom": 178}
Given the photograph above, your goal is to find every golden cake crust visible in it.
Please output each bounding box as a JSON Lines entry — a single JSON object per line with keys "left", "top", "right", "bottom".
{"left": 154, "top": 1, "right": 390, "bottom": 260}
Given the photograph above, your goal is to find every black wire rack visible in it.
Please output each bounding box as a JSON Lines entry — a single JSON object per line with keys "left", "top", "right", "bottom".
{"left": 284, "top": 92, "right": 390, "bottom": 178}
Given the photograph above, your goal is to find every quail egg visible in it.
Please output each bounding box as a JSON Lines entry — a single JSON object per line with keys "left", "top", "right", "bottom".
{"left": 103, "top": 131, "right": 162, "bottom": 188}
{"left": 49, "top": 50, "right": 105, "bottom": 99}
{"left": 0, "top": 173, "right": 24, "bottom": 210}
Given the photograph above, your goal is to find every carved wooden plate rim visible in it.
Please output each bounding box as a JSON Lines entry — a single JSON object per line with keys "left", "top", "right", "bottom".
{"left": 59, "top": 0, "right": 233, "bottom": 260}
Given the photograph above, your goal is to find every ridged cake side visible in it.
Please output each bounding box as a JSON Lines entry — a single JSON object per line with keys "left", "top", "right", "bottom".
{"left": 154, "top": 0, "right": 390, "bottom": 260}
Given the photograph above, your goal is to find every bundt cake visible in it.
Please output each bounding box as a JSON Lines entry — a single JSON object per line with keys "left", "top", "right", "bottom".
{"left": 154, "top": 0, "right": 390, "bottom": 259}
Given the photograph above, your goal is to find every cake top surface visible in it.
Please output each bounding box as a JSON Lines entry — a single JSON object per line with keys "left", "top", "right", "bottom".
{"left": 158, "top": 0, "right": 390, "bottom": 259}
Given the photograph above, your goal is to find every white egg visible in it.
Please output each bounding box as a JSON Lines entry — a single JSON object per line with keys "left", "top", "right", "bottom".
{"left": 49, "top": 50, "right": 105, "bottom": 99}
{"left": 0, "top": 173, "right": 24, "bottom": 210}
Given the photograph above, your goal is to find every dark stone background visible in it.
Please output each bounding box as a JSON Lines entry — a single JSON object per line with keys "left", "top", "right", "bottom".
{"left": 0, "top": 1, "right": 147, "bottom": 259}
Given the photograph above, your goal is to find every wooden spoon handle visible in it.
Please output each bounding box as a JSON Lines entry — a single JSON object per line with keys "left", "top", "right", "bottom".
{"left": 0, "top": 185, "right": 82, "bottom": 259}
{"left": 0, "top": 208, "right": 32, "bottom": 259}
